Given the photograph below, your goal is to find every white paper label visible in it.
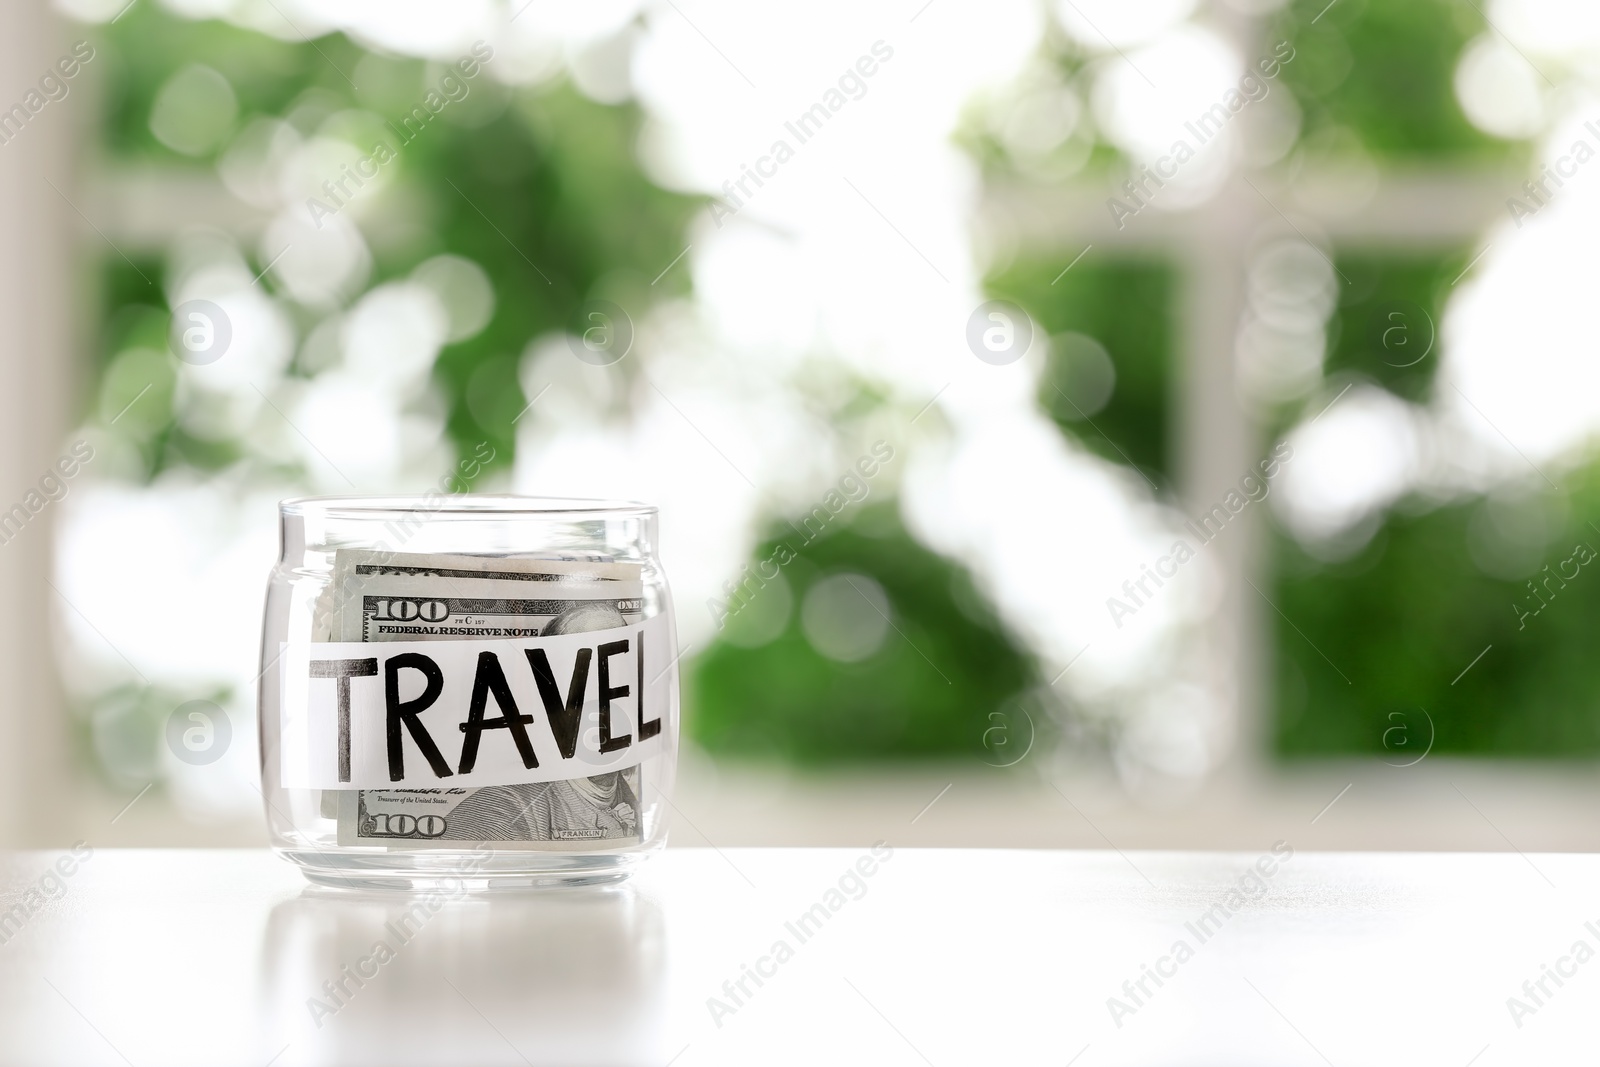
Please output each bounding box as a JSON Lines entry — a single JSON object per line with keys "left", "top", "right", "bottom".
{"left": 279, "top": 615, "right": 671, "bottom": 789}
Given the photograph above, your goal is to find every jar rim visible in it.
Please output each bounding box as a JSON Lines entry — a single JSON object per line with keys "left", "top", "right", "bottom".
{"left": 280, "top": 494, "right": 656, "bottom": 520}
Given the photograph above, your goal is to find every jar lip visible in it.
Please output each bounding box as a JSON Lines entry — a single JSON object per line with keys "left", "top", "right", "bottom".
{"left": 280, "top": 494, "right": 657, "bottom": 520}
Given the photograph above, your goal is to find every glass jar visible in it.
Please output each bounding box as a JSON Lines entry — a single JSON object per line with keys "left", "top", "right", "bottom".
{"left": 258, "top": 496, "right": 678, "bottom": 890}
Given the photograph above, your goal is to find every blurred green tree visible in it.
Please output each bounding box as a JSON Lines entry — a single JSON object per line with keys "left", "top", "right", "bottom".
{"left": 689, "top": 503, "right": 1043, "bottom": 761}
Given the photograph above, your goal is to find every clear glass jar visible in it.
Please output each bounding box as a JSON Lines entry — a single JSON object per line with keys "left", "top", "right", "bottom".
{"left": 258, "top": 496, "right": 678, "bottom": 890}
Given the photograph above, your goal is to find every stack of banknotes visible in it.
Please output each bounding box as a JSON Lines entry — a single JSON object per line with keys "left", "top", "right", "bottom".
{"left": 316, "top": 549, "right": 651, "bottom": 850}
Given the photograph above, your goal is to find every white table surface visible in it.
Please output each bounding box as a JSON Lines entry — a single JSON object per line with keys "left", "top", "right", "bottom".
{"left": 0, "top": 847, "right": 1592, "bottom": 1066}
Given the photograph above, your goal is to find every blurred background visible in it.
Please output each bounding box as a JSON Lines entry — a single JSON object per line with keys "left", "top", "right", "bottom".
{"left": 4, "top": 0, "right": 1600, "bottom": 853}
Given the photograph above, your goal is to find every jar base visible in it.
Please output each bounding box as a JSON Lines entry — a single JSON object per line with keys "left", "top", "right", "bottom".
{"left": 276, "top": 846, "right": 654, "bottom": 893}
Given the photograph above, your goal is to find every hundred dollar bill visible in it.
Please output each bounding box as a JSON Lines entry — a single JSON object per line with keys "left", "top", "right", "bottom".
{"left": 333, "top": 548, "right": 641, "bottom": 589}
{"left": 344, "top": 773, "right": 643, "bottom": 851}
{"left": 335, "top": 572, "right": 645, "bottom": 643}
{"left": 313, "top": 550, "right": 640, "bottom": 641}
{"left": 328, "top": 557, "right": 654, "bottom": 850}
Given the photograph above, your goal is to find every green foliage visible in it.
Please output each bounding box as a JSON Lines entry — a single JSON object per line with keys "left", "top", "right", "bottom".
{"left": 98, "top": 7, "right": 701, "bottom": 481}
{"left": 74, "top": 681, "right": 232, "bottom": 791}
{"left": 413, "top": 84, "right": 700, "bottom": 464}
{"left": 988, "top": 258, "right": 1175, "bottom": 487}
{"left": 1272, "top": 477, "right": 1600, "bottom": 756}
{"left": 101, "top": 7, "right": 342, "bottom": 159}
{"left": 688, "top": 504, "right": 1043, "bottom": 762}
{"left": 1276, "top": 0, "right": 1514, "bottom": 162}
{"left": 1320, "top": 252, "right": 1468, "bottom": 404}
{"left": 1268, "top": 247, "right": 1600, "bottom": 758}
